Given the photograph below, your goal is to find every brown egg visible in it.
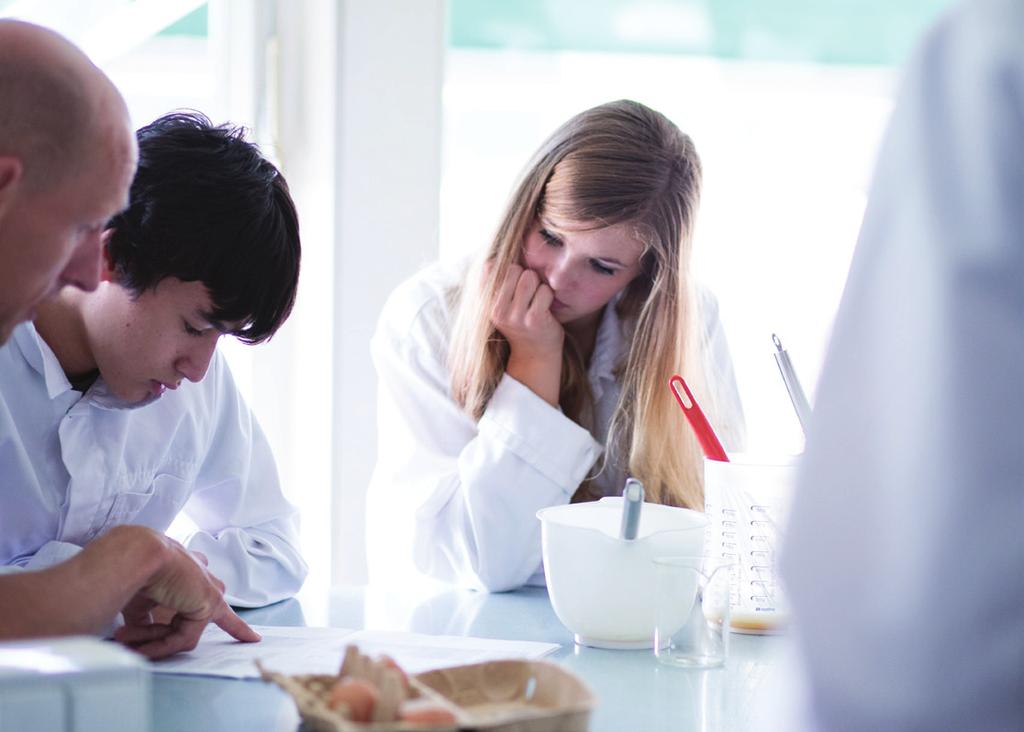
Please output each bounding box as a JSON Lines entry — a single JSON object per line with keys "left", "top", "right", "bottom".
{"left": 327, "top": 678, "right": 379, "bottom": 722}
{"left": 398, "top": 703, "right": 458, "bottom": 726}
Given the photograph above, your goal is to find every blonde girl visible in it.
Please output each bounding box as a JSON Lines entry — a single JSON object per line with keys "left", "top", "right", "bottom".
{"left": 367, "top": 100, "right": 744, "bottom": 591}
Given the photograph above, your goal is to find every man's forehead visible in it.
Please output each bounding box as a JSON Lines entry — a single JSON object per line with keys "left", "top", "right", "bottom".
{"left": 73, "top": 135, "right": 136, "bottom": 219}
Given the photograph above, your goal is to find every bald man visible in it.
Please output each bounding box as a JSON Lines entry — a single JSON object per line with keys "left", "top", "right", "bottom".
{"left": 0, "top": 19, "right": 259, "bottom": 659}
{"left": 0, "top": 20, "right": 135, "bottom": 343}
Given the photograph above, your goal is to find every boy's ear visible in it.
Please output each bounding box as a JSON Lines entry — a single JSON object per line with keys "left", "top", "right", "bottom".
{"left": 0, "top": 157, "right": 24, "bottom": 220}
{"left": 100, "top": 229, "right": 119, "bottom": 283}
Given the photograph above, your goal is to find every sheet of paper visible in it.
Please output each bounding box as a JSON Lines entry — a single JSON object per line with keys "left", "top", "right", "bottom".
{"left": 150, "top": 625, "right": 357, "bottom": 679}
{"left": 150, "top": 625, "right": 560, "bottom": 679}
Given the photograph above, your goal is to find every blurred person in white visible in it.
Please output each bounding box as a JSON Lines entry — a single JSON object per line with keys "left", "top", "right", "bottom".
{"left": 0, "top": 19, "right": 259, "bottom": 659}
{"left": 0, "top": 111, "right": 308, "bottom": 609}
{"left": 781, "top": 0, "right": 1024, "bottom": 729}
{"left": 368, "top": 100, "right": 745, "bottom": 592}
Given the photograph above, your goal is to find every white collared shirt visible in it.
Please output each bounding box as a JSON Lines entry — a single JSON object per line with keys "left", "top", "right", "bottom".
{"left": 0, "top": 322, "right": 307, "bottom": 607}
{"left": 780, "top": 1, "right": 1024, "bottom": 729}
{"left": 366, "top": 259, "right": 745, "bottom": 592}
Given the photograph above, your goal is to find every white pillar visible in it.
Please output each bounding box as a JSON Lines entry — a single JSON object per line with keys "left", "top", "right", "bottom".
{"left": 210, "top": 0, "right": 444, "bottom": 594}
{"left": 269, "top": 0, "right": 341, "bottom": 602}
{"left": 331, "top": 0, "right": 445, "bottom": 584}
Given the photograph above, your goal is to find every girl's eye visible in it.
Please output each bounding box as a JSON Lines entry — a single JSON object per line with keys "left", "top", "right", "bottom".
{"left": 590, "top": 260, "right": 615, "bottom": 276}
{"left": 183, "top": 321, "right": 203, "bottom": 337}
{"left": 539, "top": 229, "right": 562, "bottom": 247}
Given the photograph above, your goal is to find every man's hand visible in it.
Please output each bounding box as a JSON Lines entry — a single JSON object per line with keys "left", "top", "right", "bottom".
{"left": 112, "top": 534, "right": 260, "bottom": 660}
{"left": 132, "top": 549, "right": 210, "bottom": 626}
{"left": 491, "top": 264, "right": 564, "bottom": 406}
{"left": 0, "top": 525, "right": 259, "bottom": 653}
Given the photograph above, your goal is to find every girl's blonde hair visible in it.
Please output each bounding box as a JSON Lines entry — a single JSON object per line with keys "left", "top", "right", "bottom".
{"left": 448, "top": 99, "right": 716, "bottom": 509}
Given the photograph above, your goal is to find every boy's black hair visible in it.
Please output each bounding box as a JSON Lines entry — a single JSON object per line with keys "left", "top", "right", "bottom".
{"left": 107, "top": 111, "right": 300, "bottom": 344}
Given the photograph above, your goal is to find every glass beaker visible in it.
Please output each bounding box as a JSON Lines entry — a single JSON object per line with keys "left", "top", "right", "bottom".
{"left": 652, "top": 556, "right": 735, "bottom": 668}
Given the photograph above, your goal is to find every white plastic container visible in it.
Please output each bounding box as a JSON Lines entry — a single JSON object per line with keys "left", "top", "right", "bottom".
{"left": 538, "top": 497, "right": 707, "bottom": 649}
{"left": 0, "top": 636, "right": 150, "bottom": 732}
{"left": 703, "top": 454, "right": 798, "bottom": 634}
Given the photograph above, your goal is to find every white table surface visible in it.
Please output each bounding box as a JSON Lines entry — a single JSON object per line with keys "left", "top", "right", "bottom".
{"left": 152, "top": 583, "right": 793, "bottom": 731}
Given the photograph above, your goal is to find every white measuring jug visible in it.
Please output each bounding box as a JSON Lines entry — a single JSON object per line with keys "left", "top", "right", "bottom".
{"left": 703, "top": 454, "right": 798, "bottom": 634}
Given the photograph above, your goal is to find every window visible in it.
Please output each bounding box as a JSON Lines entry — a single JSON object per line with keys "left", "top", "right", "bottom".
{"left": 441, "top": 0, "right": 950, "bottom": 453}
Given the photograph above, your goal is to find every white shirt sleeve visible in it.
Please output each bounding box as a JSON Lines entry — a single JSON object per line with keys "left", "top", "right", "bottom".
{"left": 19, "top": 540, "right": 82, "bottom": 570}
{"left": 367, "top": 274, "right": 602, "bottom": 592}
{"left": 178, "top": 354, "right": 308, "bottom": 607}
{"left": 781, "top": 1, "right": 1024, "bottom": 729}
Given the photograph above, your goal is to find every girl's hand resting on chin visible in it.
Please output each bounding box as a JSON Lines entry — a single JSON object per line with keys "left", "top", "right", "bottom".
{"left": 490, "top": 264, "right": 564, "bottom": 407}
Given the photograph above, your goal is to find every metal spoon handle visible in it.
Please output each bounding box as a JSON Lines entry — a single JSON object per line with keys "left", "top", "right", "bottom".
{"left": 620, "top": 478, "right": 645, "bottom": 540}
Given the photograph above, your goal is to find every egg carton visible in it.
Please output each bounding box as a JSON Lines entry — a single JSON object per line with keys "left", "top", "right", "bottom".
{"left": 259, "top": 645, "right": 595, "bottom": 732}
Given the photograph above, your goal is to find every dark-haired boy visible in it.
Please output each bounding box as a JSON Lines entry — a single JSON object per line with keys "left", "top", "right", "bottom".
{"left": 0, "top": 112, "right": 307, "bottom": 607}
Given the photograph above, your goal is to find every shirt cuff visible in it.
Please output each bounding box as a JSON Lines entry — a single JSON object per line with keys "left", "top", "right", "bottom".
{"left": 479, "top": 374, "right": 603, "bottom": 490}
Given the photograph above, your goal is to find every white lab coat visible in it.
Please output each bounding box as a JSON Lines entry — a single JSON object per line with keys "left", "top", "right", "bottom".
{"left": 781, "top": 1, "right": 1024, "bottom": 729}
{"left": 366, "top": 259, "right": 745, "bottom": 592}
{"left": 0, "top": 322, "right": 308, "bottom": 607}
